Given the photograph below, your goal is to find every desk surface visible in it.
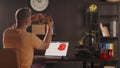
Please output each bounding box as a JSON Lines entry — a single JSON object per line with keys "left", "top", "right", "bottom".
{"left": 33, "top": 41, "right": 119, "bottom": 68}
{"left": 33, "top": 55, "right": 119, "bottom": 62}
{"left": 33, "top": 56, "right": 119, "bottom": 68}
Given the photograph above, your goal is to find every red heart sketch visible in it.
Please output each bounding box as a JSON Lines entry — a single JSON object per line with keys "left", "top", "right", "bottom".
{"left": 58, "top": 43, "right": 66, "bottom": 50}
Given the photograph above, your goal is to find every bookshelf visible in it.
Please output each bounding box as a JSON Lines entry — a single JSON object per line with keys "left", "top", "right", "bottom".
{"left": 97, "top": 2, "right": 119, "bottom": 59}
{"left": 86, "top": 2, "right": 120, "bottom": 68}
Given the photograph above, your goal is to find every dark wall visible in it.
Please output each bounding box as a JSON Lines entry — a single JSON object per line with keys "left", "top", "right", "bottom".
{"left": 0, "top": 0, "right": 102, "bottom": 48}
{"left": 0, "top": 0, "right": 29, "bottom": 48}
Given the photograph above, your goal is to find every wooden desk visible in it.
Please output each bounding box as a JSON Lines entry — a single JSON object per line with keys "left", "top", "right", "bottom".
{"left": 33, "top": 56, "right": 119, "bottom": 68}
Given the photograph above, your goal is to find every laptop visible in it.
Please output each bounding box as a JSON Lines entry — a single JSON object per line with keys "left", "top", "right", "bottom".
{"left": 44, "top": 41, "right": 69, "bottom": 58}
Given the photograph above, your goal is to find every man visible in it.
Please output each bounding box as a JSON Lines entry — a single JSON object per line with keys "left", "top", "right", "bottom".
{"left": 2, "top": 7, "right": 54, "bottom": 68}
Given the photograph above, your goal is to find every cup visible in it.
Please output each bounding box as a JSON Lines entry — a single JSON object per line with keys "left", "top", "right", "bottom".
{"left": 100, "top": 54, "right": 109, "bottom": 59}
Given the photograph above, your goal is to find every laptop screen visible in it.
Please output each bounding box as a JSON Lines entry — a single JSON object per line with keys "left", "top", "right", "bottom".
{"left": 45, "top": 41, "right": 69, "bottom": 57}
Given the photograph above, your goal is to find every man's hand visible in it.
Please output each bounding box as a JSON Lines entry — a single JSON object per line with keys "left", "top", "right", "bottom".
{"left": 31, "top": 13, "right": 45, "bottom": 22}
{"left": 46, "top": 16, "right": 54, "bottom": 28}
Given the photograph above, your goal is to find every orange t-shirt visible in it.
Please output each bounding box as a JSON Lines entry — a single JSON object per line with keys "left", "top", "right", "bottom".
{"left": 3, "top": 28, "right": 42, "bottom": 68}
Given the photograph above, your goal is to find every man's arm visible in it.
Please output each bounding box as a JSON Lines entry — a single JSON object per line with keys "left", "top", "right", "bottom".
{"left": 40, "top": 16, "right": 54, "bottom": 49}
{"left": 31, "top": 13, "right": 54, "bottom": 50}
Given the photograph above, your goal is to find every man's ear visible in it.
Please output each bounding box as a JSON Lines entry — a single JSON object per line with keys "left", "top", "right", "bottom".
{"left": 24, "top": 18, "right": 30, "bottom": 26}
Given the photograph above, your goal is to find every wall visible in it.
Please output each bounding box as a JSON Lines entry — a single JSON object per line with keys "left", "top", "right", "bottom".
{"left": 0, "top": 0, "right": 101, "bottom": 47}
{"left": 0, "top": 0, "right": 29, "bottom": 48}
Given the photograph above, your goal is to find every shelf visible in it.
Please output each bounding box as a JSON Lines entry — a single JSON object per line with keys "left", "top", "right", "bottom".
{"left": 100, "top": 37, "right": 118, "bottom": 42}
{"left": 99, "top": 15, "right": 119, "bottom": 18}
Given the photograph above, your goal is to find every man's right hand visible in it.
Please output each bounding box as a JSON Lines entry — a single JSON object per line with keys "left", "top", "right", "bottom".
{"left": 46, "top": 16, "right": 54, "bottom": 28}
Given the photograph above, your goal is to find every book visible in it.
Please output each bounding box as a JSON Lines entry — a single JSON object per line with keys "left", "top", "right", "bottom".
{"left": 100, "top": 23, "right": 110, "bottom": 37}
{"left": 110, "top": 21, "right": 117, "bottom": 37}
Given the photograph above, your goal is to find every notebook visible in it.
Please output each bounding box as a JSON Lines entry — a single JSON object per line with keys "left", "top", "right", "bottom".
{"left": 45, "top": 41, "right": 69, "bottom": 58}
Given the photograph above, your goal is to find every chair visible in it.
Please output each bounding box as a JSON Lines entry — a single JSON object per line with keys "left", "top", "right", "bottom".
{"left": 0, "top": 48, "right": 20, "bottom": 68}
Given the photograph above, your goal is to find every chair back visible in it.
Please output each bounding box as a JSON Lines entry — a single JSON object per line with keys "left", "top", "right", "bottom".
{"left": 0, "top": 48, "right": 20, "bottom": 68}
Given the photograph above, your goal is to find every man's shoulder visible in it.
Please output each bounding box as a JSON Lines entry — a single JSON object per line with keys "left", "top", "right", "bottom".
{"left": 3, "top": 27, "right": 13, "bottom": 32}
